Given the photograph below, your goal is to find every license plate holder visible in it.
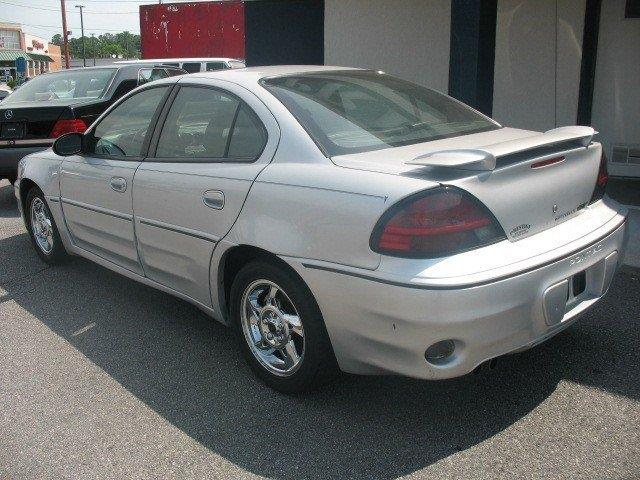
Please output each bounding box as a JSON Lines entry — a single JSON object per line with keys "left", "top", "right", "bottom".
{"left": 1, "top": 122, "right": 25, "bottom": 139}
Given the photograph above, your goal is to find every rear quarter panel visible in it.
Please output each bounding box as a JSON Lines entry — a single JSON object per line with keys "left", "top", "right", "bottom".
{"left": 227, "top": 162, "right": 439, "bottom": 270}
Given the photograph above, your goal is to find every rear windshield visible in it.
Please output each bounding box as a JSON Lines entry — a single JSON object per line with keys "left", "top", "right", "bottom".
{"left": 262, "top": 70, "right": 499, "bottom": 156}
{"left": 3, "top": 68, "right": 115, "bottom": 104}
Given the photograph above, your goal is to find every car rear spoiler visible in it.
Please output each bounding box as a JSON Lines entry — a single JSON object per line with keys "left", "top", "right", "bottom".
{"left": 405, "top": 126, "right": 596, "bottom": 171}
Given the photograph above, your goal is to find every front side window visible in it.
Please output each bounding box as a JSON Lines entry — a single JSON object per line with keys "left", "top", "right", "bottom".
{"left": 262, "top": 70, "right": 499, "bottom": 156}
{"left": 86, "top": 87, "right": 168, "bottom": 157}
{"left": 181, "top": 62, "right": 201, "bottom": 73}
{"left": 3, "top": 68, "right": 115, "bottom": 104}
{"left": 155, "top": 86, "right": 266, "bottom": 161}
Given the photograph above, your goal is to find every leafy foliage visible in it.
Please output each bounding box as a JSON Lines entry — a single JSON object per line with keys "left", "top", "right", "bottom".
{"left": 51, "top": 32, "right": 141, "bottom": 59}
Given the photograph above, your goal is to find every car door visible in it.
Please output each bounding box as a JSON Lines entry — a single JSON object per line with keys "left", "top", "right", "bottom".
{"left": 60, "top": 85, "right": 171, "bottom": 274}
{"left": 132, "top": 80, "right": 279, "bottom": 306}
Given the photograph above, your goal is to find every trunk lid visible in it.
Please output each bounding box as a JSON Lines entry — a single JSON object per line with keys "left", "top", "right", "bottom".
{"left": 0, "top": 99, "right": 94, "bottom": 141}
{"left": 332, "top": 127, "right": 602, "bottom": 241}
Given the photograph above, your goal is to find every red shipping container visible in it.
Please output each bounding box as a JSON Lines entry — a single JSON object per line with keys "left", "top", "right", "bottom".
{"left": 140, "top": 1, "right": 245, "bottom": 59}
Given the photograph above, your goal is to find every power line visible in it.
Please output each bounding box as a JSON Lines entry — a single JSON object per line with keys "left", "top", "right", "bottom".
{"left": 34, "top": 0, "right": 171, "bottom": 3}
{"left": 0, "top": 0, "right": 138, "bottom": 13}
{"left": 19, "top": 22, "right": 139, "bottom": 33}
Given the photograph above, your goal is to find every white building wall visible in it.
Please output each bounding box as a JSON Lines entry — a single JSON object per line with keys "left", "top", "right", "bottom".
{"left": 324, "top": 0, "right": 451, "bottom": 92}
{"left": 492, "top": 0, "right": 585, "bottom": 131}
{"left": 592, "top": 0, "right": 640, "bottom": 178}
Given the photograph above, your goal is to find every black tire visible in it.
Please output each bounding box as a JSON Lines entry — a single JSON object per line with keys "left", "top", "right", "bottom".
{"left": 230, "top": 259, "right": 338, "bottom": 393}
{"left": 25, "top": 187, "right": 67, "bottom": 264}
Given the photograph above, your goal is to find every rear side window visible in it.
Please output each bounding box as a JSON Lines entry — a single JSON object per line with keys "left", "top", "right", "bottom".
{"left": 165, "top": 68, "right": 185, "bottom": 77}
{"left": 155, "top": 86, "right": 266, "bottom": 161}
{"left": 206, "top": 62, "right": 228, "bottom": 71}
{"left": 181, "top": 62, "right": 201, "bottom": 73}
{"left": 227, "top": 105, "right": 267, "bottom": 158}
{"left": 138, "top": 68, "right": 168, "bottom": 85}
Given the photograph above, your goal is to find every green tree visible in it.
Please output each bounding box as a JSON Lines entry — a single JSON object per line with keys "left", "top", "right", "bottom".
{"left": 50, "top": 31, "right": 141, "bottom": 60}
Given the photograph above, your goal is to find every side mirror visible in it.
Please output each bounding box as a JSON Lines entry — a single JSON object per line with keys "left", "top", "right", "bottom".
{"left": 53, "top": 132, "right": 83, "bottom": 156}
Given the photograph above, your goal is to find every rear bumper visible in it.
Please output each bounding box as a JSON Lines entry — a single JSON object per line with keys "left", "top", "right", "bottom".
{"left": 287, "top": 209, "right": 628, "bottom": 380}
{"left": 0, "top": 145, "right": 49, "bottom": 176}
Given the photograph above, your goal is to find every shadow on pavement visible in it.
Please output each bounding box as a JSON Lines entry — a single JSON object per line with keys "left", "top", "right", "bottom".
{"left": 0, "top": 182, "right": 19, "bottom": 218}
{"left": 1, "top": 183, "right": 639, "bottom": 479}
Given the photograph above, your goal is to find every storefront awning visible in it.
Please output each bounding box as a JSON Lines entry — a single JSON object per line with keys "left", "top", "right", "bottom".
{"left": 0, "top": 50, "right": 29, "bottom": 62}
{"left": 27, "top": 53, "right": 54, "bottom": 62}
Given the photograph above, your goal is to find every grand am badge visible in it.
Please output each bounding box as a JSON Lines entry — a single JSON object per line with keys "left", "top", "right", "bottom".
{"left": 509, "top": 224, "right": 531, "bottom": 238}
{"left": 569, "top": 243, "right": 603, "bottom": 266}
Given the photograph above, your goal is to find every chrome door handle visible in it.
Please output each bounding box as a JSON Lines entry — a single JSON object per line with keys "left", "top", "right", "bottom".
{"left": 110, "top": 176, "right": 127, "bottom": 193}
{"left": 203, "top": 190, "right": 224, "bottom": 210}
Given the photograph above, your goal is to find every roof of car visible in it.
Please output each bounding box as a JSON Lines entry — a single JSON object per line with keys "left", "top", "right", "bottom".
{"left": 115, "top": 58, "right": 242, "bottom": 64}
{"left": 184, "top": 65, "right": 363, "bottom": 85}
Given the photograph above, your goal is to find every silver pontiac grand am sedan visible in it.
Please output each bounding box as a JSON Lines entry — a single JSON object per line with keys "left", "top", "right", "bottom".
{"left": 14, "top": 66, "right": 628, "bottom": 392}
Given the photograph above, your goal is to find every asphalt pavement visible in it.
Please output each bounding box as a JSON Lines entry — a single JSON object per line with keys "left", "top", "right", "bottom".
{"left": 1, "top": 179, "right": 639, "bottom": 479}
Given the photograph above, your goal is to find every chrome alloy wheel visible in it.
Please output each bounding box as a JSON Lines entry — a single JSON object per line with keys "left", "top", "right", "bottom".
{"left": 30, "top": 197, "right": 54, "bottom": 254}
{"left": 240, "top": 280, "right": 305, "bottom": 377}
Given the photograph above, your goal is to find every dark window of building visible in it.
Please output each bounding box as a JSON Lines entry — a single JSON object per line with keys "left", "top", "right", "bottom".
{"left": 626, "top": 0, "right": 640, "bottom": 17}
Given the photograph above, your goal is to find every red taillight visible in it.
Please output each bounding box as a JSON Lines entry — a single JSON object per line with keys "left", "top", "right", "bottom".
{"left": 49, "top": 118, "right": 87, "bottom": 138}
{"left": 590, "top": 151, "right": 609, "bottom": 203}
{"left": 371, "top": 187, "right": 506, "bottom": 258}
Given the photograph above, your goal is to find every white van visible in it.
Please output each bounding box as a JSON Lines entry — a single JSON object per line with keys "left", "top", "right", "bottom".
{"left": 115, "top": 58, "right": 246, "bottom": 73}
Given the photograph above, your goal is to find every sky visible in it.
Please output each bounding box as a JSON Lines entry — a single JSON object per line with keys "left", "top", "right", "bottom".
{"left": 0, "top": 0, "right": 195, "bottom": 41}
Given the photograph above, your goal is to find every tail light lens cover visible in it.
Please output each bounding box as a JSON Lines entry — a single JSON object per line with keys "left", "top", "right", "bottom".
{"left": 589, "top": 151, "right": 609, "bottom": 203}
{"left": 370, "top": 186, "right": 506, "bottom": 258}
{"left": 49, "top": 118, "right": 87, "bottom": 138}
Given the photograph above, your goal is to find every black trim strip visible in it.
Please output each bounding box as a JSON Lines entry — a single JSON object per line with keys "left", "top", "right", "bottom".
{"left": 448, "top": 0, "right": 498, "bottom": 116}
{"left": 61, "top": 198, "right": 132, "bottom": 220}
{"left": 577, "top": 0, "right": 602, "bottom": 126}
{"left": 138, "top": 218, "right": 218, "bottom": 243}
{"left": 302, "top": 217, "right": 626, "bottom": 291}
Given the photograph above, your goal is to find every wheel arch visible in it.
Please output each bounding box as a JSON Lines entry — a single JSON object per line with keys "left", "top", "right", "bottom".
{"left": 217, "top": 244, "right": 316, "bottom": 324}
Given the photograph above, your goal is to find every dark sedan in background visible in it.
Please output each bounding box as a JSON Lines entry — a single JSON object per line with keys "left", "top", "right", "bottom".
{"left": 0, "top": 64, "right": 184, "bottom": 185}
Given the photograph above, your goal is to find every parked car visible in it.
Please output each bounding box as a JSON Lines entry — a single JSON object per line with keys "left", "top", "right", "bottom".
{"left": 116, "top": 57, "right": 246, "bottom": 73}
{"left": 0, "top": 86, "right": 11, "bottom": 103}
{"left": 15, "top": 66, "right": 627, "bottom": 392}
{"left": 0, "top": 64, "right": 185, "bottom": 186}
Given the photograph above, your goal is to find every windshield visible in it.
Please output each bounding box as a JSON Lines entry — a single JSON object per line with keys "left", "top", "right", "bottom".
{"left": 3, "top": 68, "right": 115, "bottom": 104}
{"left": 263, "top": 70, "right": 500, "bottom": 156}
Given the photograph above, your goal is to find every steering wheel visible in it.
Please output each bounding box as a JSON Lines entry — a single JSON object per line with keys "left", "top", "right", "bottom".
{"left": 96, "top": 139, "right": 126, "bottom": 156}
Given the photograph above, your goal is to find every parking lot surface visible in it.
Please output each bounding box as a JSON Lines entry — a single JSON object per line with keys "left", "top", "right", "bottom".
{"left": 1, "top": 179, "right": 639, "bottom": 479}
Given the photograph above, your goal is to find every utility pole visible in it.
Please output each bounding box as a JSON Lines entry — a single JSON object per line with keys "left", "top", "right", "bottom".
{"left": 91, "top": 33, "right": 96, "bottom": 66}
{"left": 60, "top": 0, "right": 70, "bottom": 68}
{"left": 75, "top": 5, "right": 86, "bottom": 67}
